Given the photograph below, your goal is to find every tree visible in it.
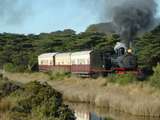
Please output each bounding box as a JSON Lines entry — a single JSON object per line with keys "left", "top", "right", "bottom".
{"left": 135, "top": 25, "right": 160, "bottom": 69}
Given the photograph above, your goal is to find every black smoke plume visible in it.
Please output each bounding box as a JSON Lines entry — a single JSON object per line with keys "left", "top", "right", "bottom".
{"left": 83, "top": 0, "right": 158, "bottom": 47}
{"left": 111, "top": 0, "right": 157, "bottom": 47}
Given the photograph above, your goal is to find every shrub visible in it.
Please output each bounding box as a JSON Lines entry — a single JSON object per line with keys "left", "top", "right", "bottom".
{"left": 108, "top": 73, "right": 138, "bottom": 85}
{"left": 10, "top": 81, "right": 75, "bottom": 120}
{"left": 0, "top": 80, "right": 21, "bottom": 98}
{"left": 150, "top": 63, "right": 160, "bottom": 88}
{"left": 3, "top": 63, "right": 16, "bottom": 72}
{"left": 3, "top": 63, "right": 26, "bottom": 72}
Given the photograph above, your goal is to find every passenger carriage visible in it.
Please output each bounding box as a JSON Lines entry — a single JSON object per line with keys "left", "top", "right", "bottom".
{"left": 38, "top": 53, "right": 57, "bottom": 71}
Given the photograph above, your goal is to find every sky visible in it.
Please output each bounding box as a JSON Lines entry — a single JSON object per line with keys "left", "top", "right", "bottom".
{"left": 0, "top": 0, "right": 160, "bottom": 34}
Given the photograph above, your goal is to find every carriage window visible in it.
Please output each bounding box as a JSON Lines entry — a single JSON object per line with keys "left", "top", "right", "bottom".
{"left": 41, "top": 60, "right": 43, "bottom": 65}
{"left": 78, "top": 59, "right": 85, "bottom": 64}
{"left": 45, "top": 60, "right": 48, "bottom": 65}
{"left": 77, "top": 59, "right": 81, "bottom": 64}
{"left": 87, "top": 59, "right": 90, "bottom": 64}
{"left": 50, "top": 60, "right": 53, "bottom": 65}
{"left": 72, "top": 60, "right": 75, "bottom": 64}
{"left": 82, "top": 59, "right": 85, "bottom": 64}
{"left": 45, "top": 60, "right": 46, "bottom": 65}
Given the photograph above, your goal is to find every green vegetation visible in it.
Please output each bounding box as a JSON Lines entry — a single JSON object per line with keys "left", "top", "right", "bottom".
{"left": 0, "top": 30, "right": 118, "bottom": 72}
{"left": 1, "top": 25, "right": 160, "bottom": 119}
{"left": 47, "top": 70, "right": 71, "bottom": 81}
{"left": 150, "top": 63, "right": 160, "bottom": 88}
{"left": 0, "top": 24, "right": 160, "bottom": 84}
{"left": 135, "top": 25, "right": 160, "bottom": 70}
{"left": 0, "top": 24, "right": 159, "bottom": 76}
{"left": 108, "top": 73, "right": 138, "bottom": 85}
{"left": 0, "top": 79, "right": 21, "bottom": 99}
{"left": 0, "top": 78, "right": 75, "bottom": 120}
{"left": 0, "top": 25, "right": 159, "bottom": 74}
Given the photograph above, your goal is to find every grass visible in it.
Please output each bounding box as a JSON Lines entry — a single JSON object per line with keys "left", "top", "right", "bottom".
{"left": 107, "top": 73, "right": 138, "bottom": 85}
{"left": 0, "top": 99, "right": 11, "bottom": 112}
{"left": 3, "top": 72, "right": 49, "bottom": 83}
{"left": 47, "top": 70, "right": 71, "bottom": 81}
{"left": 0, "top": 112, "right": 10, "bottom": 120}
{"left": 2, "top": 71, "right": 160, "bottom": 117}
{"left": 150, "top": 63, "right": 160, "bottom": 88}
{"left": 50, "top": 77, "right": 160, "bottom": 117}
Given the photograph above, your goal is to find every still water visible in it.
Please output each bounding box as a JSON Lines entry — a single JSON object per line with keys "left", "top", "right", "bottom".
{"left": 65, "top": 102, "right": 160, "bottom": 120}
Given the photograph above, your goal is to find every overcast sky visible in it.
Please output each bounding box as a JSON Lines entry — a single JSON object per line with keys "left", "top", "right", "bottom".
{"left": 0, "top": 0, "right": 160, "bottom": 34}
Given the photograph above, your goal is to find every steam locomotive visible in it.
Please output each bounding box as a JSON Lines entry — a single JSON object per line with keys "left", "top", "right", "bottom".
{"left": 110, "top": 42, "right": 138, "bottom": 74}
{"left": 38, "top": 42, "right": 139, "bottom": 76}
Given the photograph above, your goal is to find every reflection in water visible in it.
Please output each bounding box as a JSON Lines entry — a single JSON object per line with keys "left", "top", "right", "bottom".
{"left": 75, "top": 110, "right": 105, "bottom": 120}
{"left": 65, "top": 102, "right": 160, "bottom": 120}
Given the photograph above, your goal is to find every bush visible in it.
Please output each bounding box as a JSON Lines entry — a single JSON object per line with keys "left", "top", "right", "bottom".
{"left": 3, "top": 63, "right": 16, "bottom": 72}
{"left": 3, "top": 63, "right": 26, "bottom": 72}
{"left": 10, "top": 81, "right": 75, "bottom": 120}
{"left": 150, "top": 63, "right": 160, "bottom": 88}
{"left": 0, "top": 80, "right": 21, "bottom": 98}
{"left": 108, "top": 73, "right": 138, "bottom": 85}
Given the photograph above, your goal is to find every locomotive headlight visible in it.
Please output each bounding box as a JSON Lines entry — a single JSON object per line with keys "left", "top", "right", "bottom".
{"left": 127, "top": 49, "right": 132, "bottom": 53}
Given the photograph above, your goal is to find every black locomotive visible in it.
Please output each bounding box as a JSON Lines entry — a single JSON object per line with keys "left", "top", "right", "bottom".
{"left": 102, "top": 42, "right": 138, "bottom": 74}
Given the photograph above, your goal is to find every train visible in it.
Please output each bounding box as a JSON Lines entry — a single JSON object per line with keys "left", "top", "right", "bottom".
{"left": 38, "top": 42, "right": 139, "bottom": 77}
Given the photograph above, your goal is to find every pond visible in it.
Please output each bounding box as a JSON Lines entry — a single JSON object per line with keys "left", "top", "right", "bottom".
{"left": 65, "top": 102, "right": 160, "bottom": 120}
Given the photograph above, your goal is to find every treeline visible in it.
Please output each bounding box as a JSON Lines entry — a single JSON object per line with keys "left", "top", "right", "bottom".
{"left": 135, "top": 26, "right": 160, "bottom": 70}
{"left": 0, "top": 29, "right": 118, "bottom": 72}
{"left": 0, "top": 25, "right": 160, "bottom": 72}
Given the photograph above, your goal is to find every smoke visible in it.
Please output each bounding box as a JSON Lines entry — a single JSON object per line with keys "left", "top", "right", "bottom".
{"left": 0, "top": 0, "right": 32, "bottom": 25}
{"left": 81, "top": 0, "right": 158, "bottom": 45}
{"left": 82, "top": 0, "right": 158, "bottom": 47}
{"left": 104, "top": 0, "right": 157, "bottom": 46}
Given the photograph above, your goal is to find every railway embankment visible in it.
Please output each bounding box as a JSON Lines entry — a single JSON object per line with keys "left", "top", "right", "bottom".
{"left": 2, "top": 71, "right": 160, "bottom": 117}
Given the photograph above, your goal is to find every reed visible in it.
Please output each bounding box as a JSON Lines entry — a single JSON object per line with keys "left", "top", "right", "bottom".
{"left": 0, "top": 99, "right": 11, "bottom": 120}
{"left": 51, "top": 78, "right": 160, "bottom": 117}
{"left": 0, "top": 99, "right": 11, "bottom": 112}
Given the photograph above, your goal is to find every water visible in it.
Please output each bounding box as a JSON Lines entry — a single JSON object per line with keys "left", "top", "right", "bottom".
{"left": 65, "top": 102, "right": 160, "bottom": 120}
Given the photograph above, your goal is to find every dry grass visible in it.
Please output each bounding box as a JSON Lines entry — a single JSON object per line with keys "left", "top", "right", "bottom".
{"left": 0, "top": 99, "right": 11, "bottom": 112}
{"left": 0, "top": 112, "right": 10, "bottom": 120}
{"left": 3, "top": 72, "right": 49, "bottom": 83}
{"left": 3, "top": 72, "right": 160, "bottom": 117}
{"left": 0, "top": 99, "right": 11, "bottom": 120}
{"left": 50, "top": 78, "right": 160, "bottom": 117}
